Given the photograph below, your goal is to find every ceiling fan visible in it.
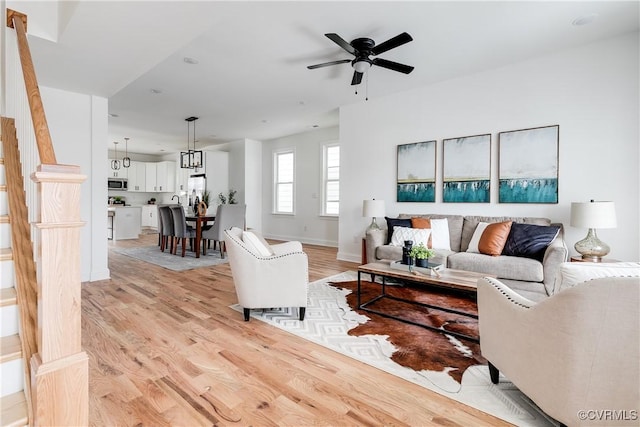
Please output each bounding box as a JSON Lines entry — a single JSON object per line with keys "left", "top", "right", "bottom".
{"left": 307, "top": 32, "right": 414, "bottom": 86}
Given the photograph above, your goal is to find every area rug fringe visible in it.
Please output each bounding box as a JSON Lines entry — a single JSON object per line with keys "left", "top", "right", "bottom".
{"left": 229, "top": 271, "right": 558, "bottom": 427}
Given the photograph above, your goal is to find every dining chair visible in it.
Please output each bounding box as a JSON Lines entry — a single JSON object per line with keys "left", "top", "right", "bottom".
{"left": 169, "top": 205, "right": 195, "bottom": 257}
{"left": 158, "top": 205, "right": 175, "bottom": 253}
{"left": 157, "top": 204, "right": 178, "bottom": 247}
{"left": 202, "top": 204, "right": 246, "bottom": 258}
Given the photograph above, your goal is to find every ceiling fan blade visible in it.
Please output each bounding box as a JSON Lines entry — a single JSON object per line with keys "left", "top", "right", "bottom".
{"left": 325, "top": 33, "right": 356, "bottom": 55}
{"left": 372, "top": 58, "right": 414, "bottom": 74}
{"left": 371, "top": 32, "right": 413, "bottom": 56}
{"left": 351, "top": 71, "right": 363, "bottom": 86}
{"left": 307, "top": 59, "right": 352, "bottom": 70}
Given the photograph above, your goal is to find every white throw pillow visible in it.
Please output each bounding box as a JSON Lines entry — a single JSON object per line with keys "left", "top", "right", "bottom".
{"left": 390, "top": 226, "right": 431, "bottom": 248}
{"left": 553, "top": 261, "right": 640, "bottom": 294}
{"left": 466, "top": 222, "right": 490, "bottom": 253}
{"left": 430, "top": 218, "right": 451, "bottom": 250}
{"left": 242, "top": 231, "right": 274, "bottom": 257}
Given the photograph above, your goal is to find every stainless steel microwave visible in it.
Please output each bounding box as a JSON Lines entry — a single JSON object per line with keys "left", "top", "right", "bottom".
{"left": 108, "top": 178, "right": 128, "bottom": 191}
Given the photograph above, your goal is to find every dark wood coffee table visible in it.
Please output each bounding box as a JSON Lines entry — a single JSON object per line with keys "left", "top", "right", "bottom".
{"left": 357, "top": 262, "right": 496, "bottom": 342}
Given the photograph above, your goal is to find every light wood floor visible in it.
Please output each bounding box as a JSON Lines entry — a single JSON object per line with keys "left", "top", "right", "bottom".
{"left": 83, "top": 234, "right": 511, "bottom": 426}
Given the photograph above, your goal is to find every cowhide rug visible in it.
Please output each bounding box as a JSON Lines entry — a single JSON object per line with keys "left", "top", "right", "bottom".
{"left": 329, "top": 279, "right": 485, "bottom": 383}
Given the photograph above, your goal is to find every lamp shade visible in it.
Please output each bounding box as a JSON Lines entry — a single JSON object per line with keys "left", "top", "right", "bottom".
{"left": 363, "top": 199, "right": 385, "bottom": 218}
{"left": 570, "top": 201, "right": 617, "bottom": 229}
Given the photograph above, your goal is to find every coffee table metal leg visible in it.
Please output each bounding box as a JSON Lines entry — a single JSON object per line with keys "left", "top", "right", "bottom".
{"left": 357, "top": 270, "right": 361, "bottom": 308}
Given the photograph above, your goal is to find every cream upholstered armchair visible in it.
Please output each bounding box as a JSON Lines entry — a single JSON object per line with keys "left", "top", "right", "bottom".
{"left": 477, "top": 264, "right": 640, "bottom": 427}
{"left": 224, "top": 227, "right": 308, "bottom": 321}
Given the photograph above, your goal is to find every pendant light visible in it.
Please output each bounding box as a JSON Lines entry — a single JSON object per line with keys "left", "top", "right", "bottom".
{"left": 122, "top": 137, "right": 131, "bottom": 168}
{"left": 180, "top": 116, "right": 203, "bottom": 169}
{"left": 111, "top": 141, "right": 121, "bottom": 170}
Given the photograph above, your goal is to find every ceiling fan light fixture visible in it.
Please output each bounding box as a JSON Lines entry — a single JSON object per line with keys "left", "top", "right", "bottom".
{"left": 353, "top": 59, "right": 372, "bottom": 73}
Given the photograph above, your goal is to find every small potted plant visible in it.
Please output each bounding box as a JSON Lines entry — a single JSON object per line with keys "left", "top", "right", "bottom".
{"left": 410, "top": 243, "right": 435, "bottom": 268}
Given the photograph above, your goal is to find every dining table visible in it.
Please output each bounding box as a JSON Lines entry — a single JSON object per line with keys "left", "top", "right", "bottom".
{"left": 185, "top": 215, "right": 215, "bottom": 258}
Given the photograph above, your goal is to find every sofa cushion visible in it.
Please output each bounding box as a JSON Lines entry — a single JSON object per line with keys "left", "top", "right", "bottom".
{"left": 503, "top": 223, "right": 561, "bottom": 261}
{"left": 411, "top": 217, "right": 431, "bottom": 229}
{"left": 242, "top": 230, "right": 274, "bottom": 257}
{"left": 399, "top": 214, "right": 464, "bottom": 252}
{"left": 478, "top": 221, "right": 512, "bottom": 256}
{"left": 553, "top": 261, "right": 640, "bottom": 294}
{"left": 411, "top": 217, "right": 433, "bottom": 247}
{"left": 449, "top": 252, "right": 544, "bottom": 282}
{"left": 390, "top": 226, "right": 431, "bottom": 248}
{"left": 467, "top": 222, "right": 490, "bottom": 253}
{"left": 376, "top": 244, "right": 456, "bottom": 266}
{"left": 430, "top": 218, "right": 452, "bottom": 250}
{"left": 460, "top": 216, "right": 551, "bottom": 252}
{"left": 376, "top": 244, "right": 403, "bottom": 262}
{"left": 384, "top": 217, "right": 412, "bottom": 244}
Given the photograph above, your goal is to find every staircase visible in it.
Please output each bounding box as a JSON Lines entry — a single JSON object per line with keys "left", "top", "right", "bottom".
{"left": 0, "top": 154, "right": 28, "bottom": 425}
{"left": 0, "top": 8, "right": 89, "bottom": 425}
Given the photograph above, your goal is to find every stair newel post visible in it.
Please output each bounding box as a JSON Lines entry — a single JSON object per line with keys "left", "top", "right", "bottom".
{"left": 30, "top": 164, "right": 88, "bottom": 426}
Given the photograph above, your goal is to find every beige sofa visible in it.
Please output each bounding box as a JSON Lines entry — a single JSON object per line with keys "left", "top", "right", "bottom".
{"left": 478, "top": 262, "right": 640, "bottom": 426}
{"left": 365, "top": 214, "right": 568, "bottom": 301}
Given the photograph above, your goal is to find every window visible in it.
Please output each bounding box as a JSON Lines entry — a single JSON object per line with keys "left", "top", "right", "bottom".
{"left": 274, "top": 150, "right": 294, "bottom": 213}
{"left": 323, "top": 144, "right": 340, "bottom": 216}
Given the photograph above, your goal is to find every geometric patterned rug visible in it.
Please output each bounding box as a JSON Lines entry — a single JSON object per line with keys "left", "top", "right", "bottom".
{"left": 231, "top": 271, "right": 559, "bottom": 427}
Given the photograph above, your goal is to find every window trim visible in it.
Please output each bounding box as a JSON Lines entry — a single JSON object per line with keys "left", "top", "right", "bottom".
{"left": 322, "top": 142, "right": 340, "bottom": 217}
{"left": 273, "top": 149, "right": 295, "bottom": 214}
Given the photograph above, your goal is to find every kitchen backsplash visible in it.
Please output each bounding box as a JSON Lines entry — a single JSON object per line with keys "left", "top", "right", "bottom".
{"left": 108, "top": 190, "right": 176, "bottom": 206}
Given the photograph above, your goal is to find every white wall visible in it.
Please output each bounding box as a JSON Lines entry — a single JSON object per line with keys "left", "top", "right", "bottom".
{"left": 339, "top": 33, "right": 639, "bottom": 262}
{"left": 227, "top": 139, "right": 263, "bottom": 230}
{"left": 261, "top": 126, "right": 339, "bottom": 246}
{"left": 41, "top": 86, "right": 110, "bottom": 281}
{"left": 244, "top": 139, "right": 262, "bottom": 231}
{"left": 205, "top": 150, "right": 229, "bottom": 210}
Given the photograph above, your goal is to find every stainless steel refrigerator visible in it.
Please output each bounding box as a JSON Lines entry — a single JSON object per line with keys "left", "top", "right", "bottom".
{"left": 187, "top": 174, "right": 206, "bottom": 207}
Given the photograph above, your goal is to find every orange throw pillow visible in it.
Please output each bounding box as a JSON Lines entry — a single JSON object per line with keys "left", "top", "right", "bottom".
{"left": 478, "top": 221, "right": 513, "bottom": 256}
{"left": 411, "top": 217, "right": 432, "bottom": 248}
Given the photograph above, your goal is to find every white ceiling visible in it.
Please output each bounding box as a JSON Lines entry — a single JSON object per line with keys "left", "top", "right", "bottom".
{"left": 25, "top": 1, "right": 639, "bottom": 155}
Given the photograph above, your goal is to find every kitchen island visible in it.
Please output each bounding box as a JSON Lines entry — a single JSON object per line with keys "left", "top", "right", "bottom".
{"left": 108, "top": 206, "right": 142, "bottom": 240}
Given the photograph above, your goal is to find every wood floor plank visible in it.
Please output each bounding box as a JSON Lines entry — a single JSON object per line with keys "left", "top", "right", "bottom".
{"left": 83, "top": 234, "right": 513, "bottom": 426}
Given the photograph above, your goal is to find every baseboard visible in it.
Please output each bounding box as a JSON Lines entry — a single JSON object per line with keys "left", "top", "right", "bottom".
{"left": 89, "top": 268, "right": 110, "bottom": 282}
{"left": 263, "top": 233, "right": 337, "bottom": 248}
{"left": 337, "top": 251, "right": 360, "bottom": 263}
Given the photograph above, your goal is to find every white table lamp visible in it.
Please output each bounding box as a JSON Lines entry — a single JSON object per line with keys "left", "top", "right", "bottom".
{"left": 570, "top": 200, "right": 617, "bottom": 262}
{"left": 363, "top": 199, "right": 385, "bottom": 231}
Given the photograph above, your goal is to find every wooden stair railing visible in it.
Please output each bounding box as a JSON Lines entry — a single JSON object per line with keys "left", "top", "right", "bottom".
{"left": 1, "top": 117, "right": 37, "bottom": 425}
{"left": 6, "top": 8, "right": 88, "bottom": 426}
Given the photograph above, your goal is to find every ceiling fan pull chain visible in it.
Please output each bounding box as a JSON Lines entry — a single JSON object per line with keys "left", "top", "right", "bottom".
{"left": 366, "top": 71, "right": 369, "bottom": 101}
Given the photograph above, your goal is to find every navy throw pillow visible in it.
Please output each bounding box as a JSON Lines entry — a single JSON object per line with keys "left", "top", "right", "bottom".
{"left": 384, "top": 217, "right": 412, "bottom": 245}
{"left": 503, "top": 223, "right": 561, "bottom": 261}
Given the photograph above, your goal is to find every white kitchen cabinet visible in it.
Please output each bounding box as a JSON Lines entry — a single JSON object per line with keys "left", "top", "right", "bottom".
{"left": 155, "top": 161, "right": 175, "bottom": 192}
{"left": 107, "top": 160, "right": 127, "bottom": 178}
{"left": 128, "top": 161, "right": 146, "bottom": 192}
{"left": 112, "top": 206, "right": 141, "bottom": 240}
{"left": 141, "top": 205, "right": 158, "bottom": 228}
{"left": 176, "top": 166, "right": 192, "bottom": 193}
{"left": 145, "top": 163, "right": 157, "bottom": 192}
{"left": 144, "top": 161, "right": 176, "bottom": 192}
